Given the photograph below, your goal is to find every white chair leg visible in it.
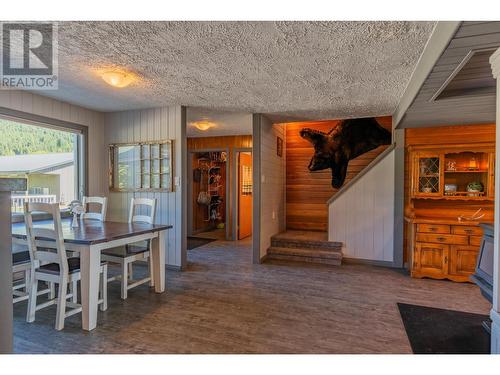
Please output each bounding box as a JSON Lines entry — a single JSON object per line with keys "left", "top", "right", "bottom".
{"left": 24, "top": 270, "right": 30, "bottom": 293}
{"left": 55, "top": 277, "right": 68, "bottom": 330}
{"left": 70, "top": 280, "right": 78, "bottom": 303}
{"left": 128, "top": 263, "right": 134, "bottom": 281}
{"left": 121, "top": 261, "right": 128, "bottom": 300}
{"left": 100, "top": 264, "right": 108, "bottom": 311}
{"left": 49, "top": 282, "right": 55, "bottom": 300}
{"left": 26, "top": 271, "right": 38, "bottom": 323}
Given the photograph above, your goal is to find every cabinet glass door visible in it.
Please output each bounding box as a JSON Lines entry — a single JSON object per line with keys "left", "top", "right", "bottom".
{"left": 416, "top": 154, "right": 441, "bottom": 195}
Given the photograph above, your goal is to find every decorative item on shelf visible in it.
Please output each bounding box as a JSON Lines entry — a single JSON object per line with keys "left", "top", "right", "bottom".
{"left": 69, "top": 200, "right": 84, "bottom": 228}
{"left": 458, "top": 208, "right": 485, "bottom": 222}
{"left": 466, "top": 181, "right": 484, "bottom": 196}
{"left": 444, "top": 184, "right": 458, "bottom": 196}
{"left": 445, "top": 160, "right": 457, "bottom": 171}
{"left": 419, "top": 159, "right": 427, "bottom": 175}
{"left": 468, "top": 157, "right": 479, "bottom": 171}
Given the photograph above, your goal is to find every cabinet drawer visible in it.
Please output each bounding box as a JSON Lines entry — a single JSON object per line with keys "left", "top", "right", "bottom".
{"left": 416, "top": 233, "right": 468, "bottom": 245}
{"left": 416, "top": 224, "right": 450, "bottom": 234}
{"left": 451, "top": 226, "right": 482, "bottom": 236}
{"left": 470, "top": 236, "right": 482, "bottom": 247}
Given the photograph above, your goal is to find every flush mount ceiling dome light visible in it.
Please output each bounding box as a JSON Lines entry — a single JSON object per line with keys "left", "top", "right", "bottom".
{"left": 191, "top": 120, "right": 217, "bottom": 131}
{"left": 100, "top": 70, "right": 134, "bottom": 88}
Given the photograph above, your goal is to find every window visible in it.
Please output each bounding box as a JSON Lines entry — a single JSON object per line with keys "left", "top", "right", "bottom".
{"left": 0, "top": 117, "right": 83, "bottom": 213}
{"left": 109, "top": 140, "right": 173, "bottom": 192}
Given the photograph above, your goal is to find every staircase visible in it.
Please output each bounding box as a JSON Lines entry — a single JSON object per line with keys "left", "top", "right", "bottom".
{"left": 267, "top": 231, "right": 343, "bottom": 266}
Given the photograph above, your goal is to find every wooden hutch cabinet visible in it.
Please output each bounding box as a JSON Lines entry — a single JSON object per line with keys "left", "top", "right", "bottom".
{"left": 406, "top": 142, "right": 495, "bottom": 282}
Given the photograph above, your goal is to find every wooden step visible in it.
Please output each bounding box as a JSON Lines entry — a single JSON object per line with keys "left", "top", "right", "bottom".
{"left": 271, "top": 235, "right": 342, "bottom": 251}
{"left": 267, "top": 246, "right": 342, "bottom": 266}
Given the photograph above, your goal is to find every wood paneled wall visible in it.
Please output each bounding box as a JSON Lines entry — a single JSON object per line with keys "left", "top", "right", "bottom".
{"left": 187, "top": 135, "right": 252, "bottom": 239}
{"left": 404, "top": 123, "right": 496, "bottom": 263}
{"left": 105, "top": 107, "right": 184, "bottom": 268}
{"left": 285, "top": 116, "right": 392, "bottom": 231}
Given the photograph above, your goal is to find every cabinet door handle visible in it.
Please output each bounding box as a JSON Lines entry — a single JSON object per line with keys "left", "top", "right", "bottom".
{"left": 437, "top": 237, "right": 446, "bottom": 242}
{"left": 464, "top": 229, "right": 473, "bottom": 234}
{"left": 429, "top": 227, "right": 437, "bottom": 232}
{"left": 444, "top": 256, "right": 448, "bottom": 264}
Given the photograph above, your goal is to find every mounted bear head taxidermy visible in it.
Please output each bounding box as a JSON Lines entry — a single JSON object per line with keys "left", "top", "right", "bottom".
{"left": 300, "top": 117, "right": 391, "bottom": 189}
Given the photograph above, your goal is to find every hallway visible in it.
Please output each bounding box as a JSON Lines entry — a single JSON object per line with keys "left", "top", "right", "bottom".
{"left": 14, "top": 238, "right": 490, "bottom": 353}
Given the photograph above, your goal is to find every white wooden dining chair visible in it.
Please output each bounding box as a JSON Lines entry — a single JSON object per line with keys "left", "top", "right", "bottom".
{"left": 101, "top": 197, "right": 156, "bottom": 299}
{"left": 82, "top": 196, "right": 108, "bottom": 221}
{"left": 24, "top": 202, "right": 108, "bottom": 330}
{"left": 12, "top": 248, "right": 54, "bottom": 304}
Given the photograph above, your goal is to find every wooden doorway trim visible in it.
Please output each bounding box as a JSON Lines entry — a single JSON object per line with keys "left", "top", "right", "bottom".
{"left": 232, "top": 147, "right": 253, "bottom": 241}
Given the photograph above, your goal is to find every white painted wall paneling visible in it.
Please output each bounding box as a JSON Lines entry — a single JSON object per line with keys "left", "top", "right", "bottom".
{"left": 328, "top": 149, "right": 395, "bottom": 262}
{"left": 104, "top": 106, "right": 184, "bottom": 268}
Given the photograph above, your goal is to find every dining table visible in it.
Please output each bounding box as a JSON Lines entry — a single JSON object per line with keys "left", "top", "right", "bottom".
{"left": 12, "top": 217, "right": 173, "bottom": 331}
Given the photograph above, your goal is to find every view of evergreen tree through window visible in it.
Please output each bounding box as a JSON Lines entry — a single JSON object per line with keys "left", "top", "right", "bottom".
{"left": 0, "top": 119, "right": 74, "bottom": 156}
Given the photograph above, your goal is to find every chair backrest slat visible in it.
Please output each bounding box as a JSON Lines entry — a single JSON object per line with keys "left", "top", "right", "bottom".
{"left": 32, "top": 227, "right": 58, "bottom": 240}
{"left": 128, "top": 198, "right": 156, "bottom": 224}
{"left": 82, "top": 196, "right": 107, "bottom": 221}
{"left": 24, "top": 202, "right": 68, "bottom": 272}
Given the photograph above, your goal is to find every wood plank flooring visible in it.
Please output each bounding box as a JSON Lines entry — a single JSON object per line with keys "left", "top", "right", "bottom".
{"left": 13, "top": 238, "right": 490, "bottom": 354}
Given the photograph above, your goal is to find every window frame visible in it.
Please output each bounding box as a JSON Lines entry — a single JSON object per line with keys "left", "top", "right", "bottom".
{"left": 108, "top": 140, "right": 173, "bottom": 192}
{"left": 0, "top": 107, "right": 89, "bottom": 210}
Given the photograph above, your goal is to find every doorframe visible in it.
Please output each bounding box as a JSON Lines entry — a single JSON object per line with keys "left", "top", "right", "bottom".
{"left": 232, "top": 148, "right": 253, "bottom": 241}
{"left": 187, "top": 147, "right": 231, "bottom": 241}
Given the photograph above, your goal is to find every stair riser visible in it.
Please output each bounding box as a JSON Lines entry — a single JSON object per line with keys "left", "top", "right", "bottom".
{"left": 271, "top": 239, "right": 342, "bottom": 251}
{"left": 267, "top": 254, "right": 341, "bottom": 266}
{"left": 268, "top": 247, "right": 342, "bottom": 260}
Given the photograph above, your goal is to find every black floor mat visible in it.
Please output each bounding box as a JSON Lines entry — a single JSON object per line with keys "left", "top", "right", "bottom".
{"left": 397, "top": 303, "right": 490, "bottom": 354}
{"left": 187, "top": 236, "right": 216, "bottom": 250}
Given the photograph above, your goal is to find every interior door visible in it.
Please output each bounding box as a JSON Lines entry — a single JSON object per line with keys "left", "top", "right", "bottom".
{"left": 238, "top": 152, "right": 252, "bottom": 240}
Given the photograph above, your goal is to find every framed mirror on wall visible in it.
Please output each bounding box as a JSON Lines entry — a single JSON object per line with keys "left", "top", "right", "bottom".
{"left": 109, "top": 140, "right": 173, "bottom": 192}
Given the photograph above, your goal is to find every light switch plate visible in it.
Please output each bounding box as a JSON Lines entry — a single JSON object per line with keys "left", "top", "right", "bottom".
{"left": 174, "top": 176, "right": 180, "bottom": 186}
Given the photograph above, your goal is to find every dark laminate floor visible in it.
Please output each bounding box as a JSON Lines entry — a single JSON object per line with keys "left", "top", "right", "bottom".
{"left": 13, "top": 238, "right": 491, "bottom": 354}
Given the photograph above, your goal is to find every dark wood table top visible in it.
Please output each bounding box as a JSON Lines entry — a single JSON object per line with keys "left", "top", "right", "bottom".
{"left": 12, "top": 218, "right": 172, "bottom": 245}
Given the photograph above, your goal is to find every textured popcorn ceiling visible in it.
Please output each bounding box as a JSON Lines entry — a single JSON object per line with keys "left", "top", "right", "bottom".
{"left": 41, "top": 21, "right": 435, "bottom": 120}
{"left": 187, "top": 107, "right": 252, "bottom": 137}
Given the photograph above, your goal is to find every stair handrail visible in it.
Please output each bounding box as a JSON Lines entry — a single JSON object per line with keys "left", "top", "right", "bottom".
{"left": 326, "top": 143, "right": 396, "bottom": 206}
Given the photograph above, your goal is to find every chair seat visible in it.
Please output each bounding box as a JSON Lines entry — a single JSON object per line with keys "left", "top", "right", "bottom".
{"left": 12, "top": 251, "right": 31, "bottom": 265}
{"left": 102, "top": 241, "right": 150, "bottom": 258}
{"left": 38, "top": 257, "right": 107, "bottom": 275}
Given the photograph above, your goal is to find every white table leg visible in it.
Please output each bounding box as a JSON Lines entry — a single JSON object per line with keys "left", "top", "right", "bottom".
{"left": 152, "top": 231, "right": 165, "bottom": 293}
{"left": 80, "top": 245, "right": 101, "bottom": 331}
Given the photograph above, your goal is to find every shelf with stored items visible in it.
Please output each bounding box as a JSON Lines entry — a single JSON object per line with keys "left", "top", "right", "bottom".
{"left": 409, "top": 143, "right": 495, "bottom": 201}
{"left": 406, "top": 141, "right": 495, "bottom": 283}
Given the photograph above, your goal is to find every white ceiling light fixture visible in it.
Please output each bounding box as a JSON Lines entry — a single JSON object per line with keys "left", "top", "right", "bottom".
{"left": 191, "top": 120, "right": 217, "bottom": 131}
{"left": 100, "top": 70, "right": 135, "bottom": 88}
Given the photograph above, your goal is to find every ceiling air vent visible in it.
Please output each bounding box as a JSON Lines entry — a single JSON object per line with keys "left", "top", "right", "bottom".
{"left": 432, "top": 48, "right": 497, "bottom": 101}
